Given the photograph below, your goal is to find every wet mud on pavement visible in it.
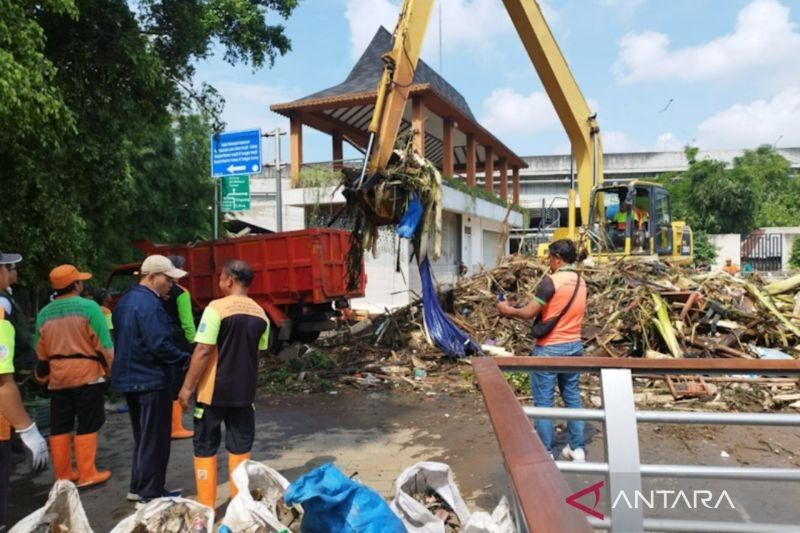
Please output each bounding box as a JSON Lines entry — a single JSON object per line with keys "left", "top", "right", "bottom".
{"left": 8, "top": 388, "right": 800, "bottom": 530}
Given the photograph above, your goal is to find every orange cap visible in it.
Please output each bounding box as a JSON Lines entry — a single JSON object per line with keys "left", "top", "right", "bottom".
{"left": 50, "top": 264, "right": 92, "bottom": 290}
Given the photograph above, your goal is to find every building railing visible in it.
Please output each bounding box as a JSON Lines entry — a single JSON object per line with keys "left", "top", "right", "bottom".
{"left": 473, "top": 357, "right": 800, "bottom": 533}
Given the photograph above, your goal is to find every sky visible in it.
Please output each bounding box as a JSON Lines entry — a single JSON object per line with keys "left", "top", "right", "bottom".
{"left": 195, "top": 0, "right": 800, "bottom": 164}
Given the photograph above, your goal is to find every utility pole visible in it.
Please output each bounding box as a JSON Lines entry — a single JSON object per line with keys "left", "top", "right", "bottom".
{"left": 213, "top": 178, "right": 219, "bottom": 239}
{"left": 264, "top": 128, "right": 287, "bottom": 232}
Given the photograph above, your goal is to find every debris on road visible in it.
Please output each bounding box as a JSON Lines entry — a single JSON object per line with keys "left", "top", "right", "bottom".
{"left": 260, "top": 254, "right": 799, "bottom": 411}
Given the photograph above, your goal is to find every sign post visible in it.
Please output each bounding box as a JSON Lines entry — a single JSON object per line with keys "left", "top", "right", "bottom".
{"left": 264, "top": 128, "right": 287, "bottom": 232}
{"left": 221, "top": 175, "right": 251, "bottom": 212}
{"left": 212, "top": 179, "right": 219, "bottom": 239}
{"left": 210, "top": 129, "right": 262, "bottom": 177}
{"left": 210, "top": 129, "right": 262, "bottom": 239}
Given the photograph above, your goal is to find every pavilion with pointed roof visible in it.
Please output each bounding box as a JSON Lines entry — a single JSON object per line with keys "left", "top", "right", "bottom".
{"left": 270, "top": 27, "right": 527, "bottom": 205}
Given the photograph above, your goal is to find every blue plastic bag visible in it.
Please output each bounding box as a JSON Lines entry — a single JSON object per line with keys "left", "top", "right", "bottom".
{"left": 396, "top": 193, "right": 424, "bottom": 240}
{"left": 284, "top": 463, "right": 406, "bottom": 533}
{"left": 420, "top": 257, "right": 482, "bottom": 358}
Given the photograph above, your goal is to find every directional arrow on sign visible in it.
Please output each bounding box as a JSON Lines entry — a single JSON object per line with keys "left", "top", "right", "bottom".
{"left": 227, "top": 164, "right": 246, "bottom": 173}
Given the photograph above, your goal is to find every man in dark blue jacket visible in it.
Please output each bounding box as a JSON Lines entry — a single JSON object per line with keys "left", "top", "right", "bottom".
{"left": 112, "top": 255, "right": 190, "bottom": 503}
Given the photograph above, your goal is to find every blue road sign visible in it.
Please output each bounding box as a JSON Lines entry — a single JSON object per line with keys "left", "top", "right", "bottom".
{"left": 210, "top": 129, "right": 262, "bottom": 177}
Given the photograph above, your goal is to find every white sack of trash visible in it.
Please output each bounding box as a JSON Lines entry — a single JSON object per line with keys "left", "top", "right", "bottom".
{"left": 10, "top": 480, "right": 94, "bottom": 533}
{"left": 390, "top": 461, "right": 514, "bottom": 533}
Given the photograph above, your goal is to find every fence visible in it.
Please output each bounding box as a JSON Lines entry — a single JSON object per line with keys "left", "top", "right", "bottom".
{"left": 473, "top": 357, "right": 800, "bottom": 532}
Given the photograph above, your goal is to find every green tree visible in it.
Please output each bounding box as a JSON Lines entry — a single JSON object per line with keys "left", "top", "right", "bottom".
{"left": 733, "top": 146, "right": 800, "bottom": 227}
{"left": 662, "top": 148, "right": 756, "bottom": 235}
{"left": 789, "top": 238, "right": 800, "bottom": 271}
{"left": 0, "top": 0, "right": 298, "bottom": 290}
{"left": 692, "top": 231, "right": 718, "bottom": 266}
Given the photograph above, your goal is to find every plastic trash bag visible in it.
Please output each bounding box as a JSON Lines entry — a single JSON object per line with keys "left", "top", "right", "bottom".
{"left": 464, "top": 497, "right": 514, "bottom": 533}
{"left": 397, "top": 193, "right": 424, "bottom": 240}
{"left": 390, "top": 462, "right": 514, "bottom": 533}
{"left": 420, "top": 257, "right": 482, "bottom": 358}
{"left": 222, "top": 459, "right": 302, "bottom": 532}
{"left": 389, "top": 462, "right": 471, "bottom": 533}
{"left": 284, "top": 463, "right": 405, "bottom": 533}
{"left": 10, "top": 481, "right": 93, "bottom": 533}
{"left": 109, "top": 496, "right": 213, "bottom": 533}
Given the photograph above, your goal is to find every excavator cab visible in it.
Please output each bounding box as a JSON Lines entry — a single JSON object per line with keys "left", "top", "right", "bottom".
{"left": 588, "top": 181, "right": 692, "bottom": 263}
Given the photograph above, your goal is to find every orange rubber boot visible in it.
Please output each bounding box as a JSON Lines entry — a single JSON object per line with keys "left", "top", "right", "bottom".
{"left": 74, "top": 433, "right": 112, "bottom": 488}
{"left": 49, "top": 434, "right": 78, "bottom": 481}
{"left": 227, "top": 451, "right": 251, "bottom": 499}
{"left": 171, "top": 401, "right": 193, "bottom": 439}
{"left": 194, "top": 456, "right": 218, "bottom": 509}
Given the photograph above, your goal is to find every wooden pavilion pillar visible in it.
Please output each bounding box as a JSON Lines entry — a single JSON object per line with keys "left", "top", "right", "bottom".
{"left": 332, "top": 129, "right": 343, "bottom": 171}
{"left": 484, "top": 146, "right": 494, "bottom": 194}
{"left": 290, "top": 114, "right": 303, "bottom": 187}
{"left": 442, "top": 118, "right": 454, "bottom": 177}
{"left": 499, "top": 157, "right": 508, "bottom": 201}
{"left": 512, "top": 166, "right": 521, "bottom": 206}
{"left": 466, "top": 133, "right": 476, "bottom": 187}
{"left": 412, "top": 94, "right": 425, "bottom": 157}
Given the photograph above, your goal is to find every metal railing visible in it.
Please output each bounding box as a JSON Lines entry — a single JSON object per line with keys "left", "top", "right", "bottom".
{"left": 473, "top": 357, "right": 800, "bottom": 533}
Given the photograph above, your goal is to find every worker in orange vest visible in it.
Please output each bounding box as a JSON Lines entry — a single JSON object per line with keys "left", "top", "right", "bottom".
{"left": 35, "top": 265, "right": 114, "bottom": 488}
{"left": 722, "top": 259, "right": 740, "bottom": 276}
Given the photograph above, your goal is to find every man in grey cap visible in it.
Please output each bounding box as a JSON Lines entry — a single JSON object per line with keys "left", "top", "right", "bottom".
{"left": 0, "top": 251, "right": 48, "bottom": 527}
{"left": 112, "top": 255, "right": 191, "bottom": 503}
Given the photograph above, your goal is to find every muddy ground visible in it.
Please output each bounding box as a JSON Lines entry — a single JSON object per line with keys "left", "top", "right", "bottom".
{"left": 7, "top": 387, "right": 800, "bottom": 531}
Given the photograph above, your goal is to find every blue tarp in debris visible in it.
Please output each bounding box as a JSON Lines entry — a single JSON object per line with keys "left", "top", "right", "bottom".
{"left": 419, "top": 257, "right": 482, "bottom": 358}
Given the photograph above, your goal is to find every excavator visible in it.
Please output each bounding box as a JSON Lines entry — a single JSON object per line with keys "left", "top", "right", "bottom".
{"left": 354, "top": 0, "right": 693, "bottom": 263}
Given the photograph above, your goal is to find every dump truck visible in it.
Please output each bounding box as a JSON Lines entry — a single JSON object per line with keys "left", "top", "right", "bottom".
{"left": 105, "top": 228, "right": 366, "bottom": 350}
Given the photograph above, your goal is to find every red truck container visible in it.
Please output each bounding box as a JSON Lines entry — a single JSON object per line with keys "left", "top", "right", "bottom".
{"left": 105, "top": 228, "right": 366, "bottom": 349}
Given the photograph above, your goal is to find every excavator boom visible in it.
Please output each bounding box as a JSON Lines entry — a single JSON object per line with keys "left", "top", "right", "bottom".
{"left": 501, "top": 0, "right": 602, "bottom": 233}
{"left": 364, "top": 0, "right": 434, "bottom": 176}
{"left": 362, "top": 0, "right": 602, "bottom": 233}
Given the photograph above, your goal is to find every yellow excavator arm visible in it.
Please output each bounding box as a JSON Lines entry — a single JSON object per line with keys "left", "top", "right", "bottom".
{"left": 502, "top": 0, "right": 603, "bottom": 236}
{"left": 361, "top": 0, "right": 603, "bottom": 235}
{"left": 365, "top": 0, "right": 435, "bottom": 176}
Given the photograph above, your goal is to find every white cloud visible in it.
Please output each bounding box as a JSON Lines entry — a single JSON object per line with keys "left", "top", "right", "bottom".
{"left": 600, "top": 131, "right": 685, "bottom": 153}
{"left": 345, "top": 0, "right": 512, "bottom": 62}
{"left": 654, "top": 132, "right": 684, "bottom": 151}
{"left": 480, "top": 88, "right": 559, "bottom": 134}
{"left": 614, "top": 0, "right": 800, "bottom": 84}
{"left": 696, "top": 87, "right": 800, "bottom": 149}
{"left": 602, "top": 131, "right": 643, "bottom": 152}
{"left": 345, "top": 0, "right": 398, "bottom": 61}
{"left": 215, "top": 82, "right": 299, "bottom": 133}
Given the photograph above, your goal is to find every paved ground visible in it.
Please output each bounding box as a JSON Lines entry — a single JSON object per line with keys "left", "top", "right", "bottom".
{"left": 7, "top": 388, "right": 800, "bottom": 531}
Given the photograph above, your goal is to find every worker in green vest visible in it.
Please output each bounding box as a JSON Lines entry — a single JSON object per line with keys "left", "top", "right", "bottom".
{"left": 0, "top": 251, "right": 48, "bottom": 528}
{"left": 163, "top": 256, "right": 196, "bottom": 439}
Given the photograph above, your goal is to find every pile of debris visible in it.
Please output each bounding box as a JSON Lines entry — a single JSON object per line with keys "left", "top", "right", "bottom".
{"left": 306, "top": 255, "right": 800, "bottom": 409}
{"left": 448, "top": 256, "right": 800, "bottom": 360}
